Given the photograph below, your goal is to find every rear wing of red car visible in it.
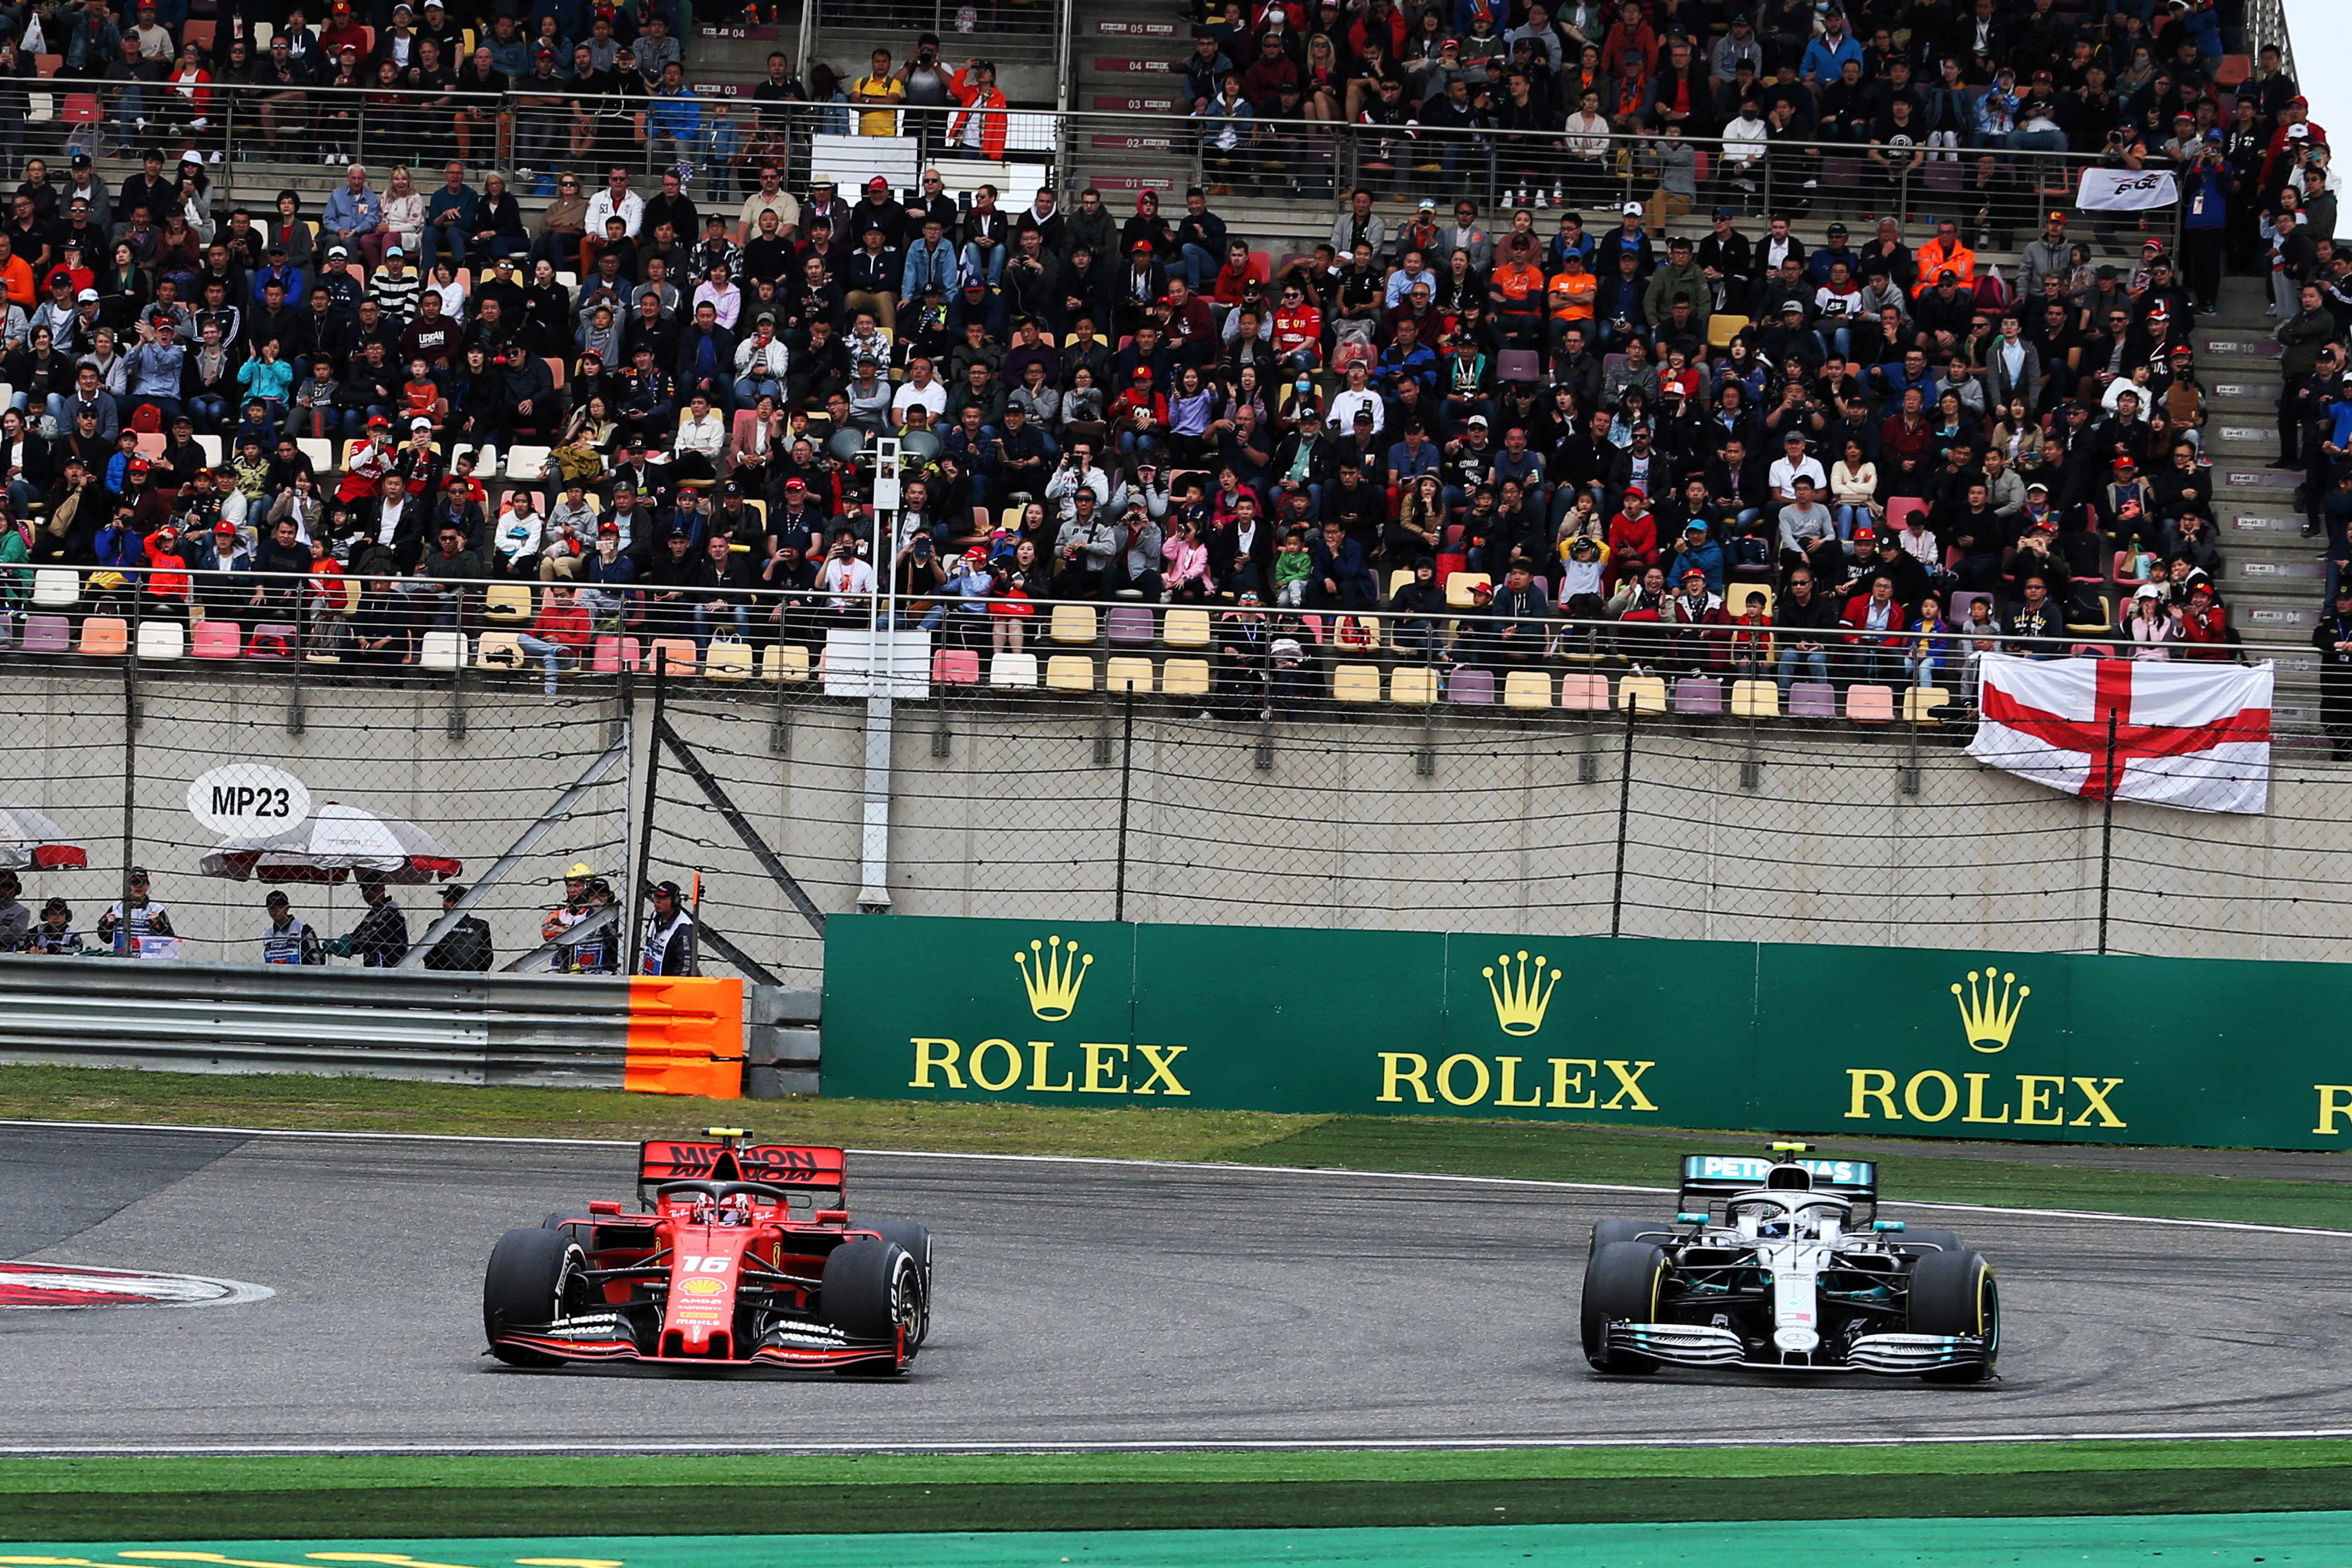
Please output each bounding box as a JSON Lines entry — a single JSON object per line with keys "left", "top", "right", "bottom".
{"left": 637, "top": 1139, "right": 848, "bottom": 1206}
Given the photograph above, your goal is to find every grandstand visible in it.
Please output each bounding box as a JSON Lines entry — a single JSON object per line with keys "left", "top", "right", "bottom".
{"left": 0, "top": 0, "right": 2342, "bottom": 754}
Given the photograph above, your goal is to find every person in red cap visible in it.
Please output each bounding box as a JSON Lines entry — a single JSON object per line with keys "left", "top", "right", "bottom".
{"left": 1607, "top": 483, "right": 1657, "bottom": 585}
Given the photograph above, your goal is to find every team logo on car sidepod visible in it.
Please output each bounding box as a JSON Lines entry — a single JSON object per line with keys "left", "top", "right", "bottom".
{"left": 0, "top": 1261, "right": 275, "bottom": 1308}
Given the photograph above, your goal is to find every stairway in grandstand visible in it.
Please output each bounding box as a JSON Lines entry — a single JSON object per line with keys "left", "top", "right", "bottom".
{"left": 1066, "top": 0, "right": 1194, "bottom": 198}
{"left": 2193, "top": 273, "right": 2326, "bottom": 728}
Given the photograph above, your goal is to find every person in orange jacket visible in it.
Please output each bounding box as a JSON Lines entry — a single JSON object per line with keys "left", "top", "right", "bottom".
{"left": 1909, "top": 217, "right": 1975, "bottom": 297}
{"left": 946, "top": 59, "right": 1009, "bottom": 160}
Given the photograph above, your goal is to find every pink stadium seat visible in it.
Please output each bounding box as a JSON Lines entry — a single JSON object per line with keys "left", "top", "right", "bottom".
{"left": 592, "top": 635, "right": 641, "bottom": 672}
{"left": 931, "top": 648, "right": 980, "bottom": 685}
{"left": 191, "top": 620, "right": 242, "bottom": 658}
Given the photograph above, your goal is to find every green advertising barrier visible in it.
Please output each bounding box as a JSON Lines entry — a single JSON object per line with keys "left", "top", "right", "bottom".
{"left": 819, "top": 915, "right": 2352, "bottom": 1151}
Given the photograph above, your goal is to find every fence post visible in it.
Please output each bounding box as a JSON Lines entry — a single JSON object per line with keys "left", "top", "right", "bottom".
{"left": 1609, "top": 700, "right": 1636, "bottom": 939}
{"left": 626, "top": 656, "right": 668, "bottom": 976}
{"left": 2096, "top": 706, "right": 2117, "bottom": 955}
{"left": 119, "top": 613, "right": 142, "bottom": 954}
{"left": 446, "top": 585, "right": 468, "bottom": 740}
{"left": 1113, "top": 687, "right": 1134, "bottom": 921}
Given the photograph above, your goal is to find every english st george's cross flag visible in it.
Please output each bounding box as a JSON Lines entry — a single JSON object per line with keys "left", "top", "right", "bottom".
{"left": 1966, "top": 653, "right": 2274, "bottom": 814}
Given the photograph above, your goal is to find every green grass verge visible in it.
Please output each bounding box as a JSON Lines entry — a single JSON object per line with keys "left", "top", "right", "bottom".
{"left": 2, "top": 1064, "right": 2347, "bottom": 1228}
{"left": 6, "top": 1445, "right": 2352, "bottom": 1537}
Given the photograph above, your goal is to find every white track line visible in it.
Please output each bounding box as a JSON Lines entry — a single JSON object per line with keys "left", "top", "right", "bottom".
{"left": 10, "top": 1429, "right": 2352, "bottom": 1456}
{"left": 4, "top": 1117, "right": 2347, "bottom": 1238}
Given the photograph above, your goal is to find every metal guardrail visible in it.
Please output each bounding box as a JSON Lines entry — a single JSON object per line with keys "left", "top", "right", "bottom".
{"left": 0, "top": 959, "right": 635, "bottom": 1085}
{"left": 0, "top": 958, "right": 821, "bottom": 1097}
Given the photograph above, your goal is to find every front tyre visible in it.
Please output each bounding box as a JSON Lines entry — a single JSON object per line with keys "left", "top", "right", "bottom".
{"left": 865, "top": 1220, "right": 934, "bottom": 1347}
{"left": 1580, "top": 1240, "right": 1667, "bottom": 1375}
{"left": 1908, "top": 1249, "right": 1999, "bottom": 1384}
{"left": 482, "top": 1226, "right": 587, "bottom": 1367}
{"left": 821, "top": 1238, "right": 924, "bottom": 1373}
{"left": 1589, "top": 1219, "right": 1673, "bottom": 1256}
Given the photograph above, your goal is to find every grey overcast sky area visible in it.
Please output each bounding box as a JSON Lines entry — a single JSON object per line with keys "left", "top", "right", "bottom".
{"left": 2280, "top": 0, "right": 2345, "bottom": 138}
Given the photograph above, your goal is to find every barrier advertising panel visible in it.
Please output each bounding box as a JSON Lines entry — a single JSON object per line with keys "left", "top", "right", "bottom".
{"left": 820, "top": 915, "right": 2352, "bottom": 1151}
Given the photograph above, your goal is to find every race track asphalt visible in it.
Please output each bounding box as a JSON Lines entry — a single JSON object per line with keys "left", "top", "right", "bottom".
{"left": 2, "top": 1124, "right": 2348, "bottom": 1452}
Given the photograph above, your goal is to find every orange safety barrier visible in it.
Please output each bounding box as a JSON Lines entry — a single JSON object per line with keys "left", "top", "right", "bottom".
{"left": 624, "top": 975, "right": 745, "bottom": 1098}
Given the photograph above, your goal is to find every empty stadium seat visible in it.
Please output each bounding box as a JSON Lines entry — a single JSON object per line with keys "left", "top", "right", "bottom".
{"left": 1105, "top": 655, "right": 1155, "bottom": 693}
{"left": 1105, "top": 605, "right": 1155, "bottom": 646}
{"left": 31, "top": 567, "right": 78, "bottom": 609}
{"left": 1162, "top": 608, "right": 1210, "bottom": 648}
{"left": 1673, "top": 676, "right": 1725, "bottom": 715}
{"left": 764, "top": 643, "right": 812, "bottom": 683}
{"left": 419, "top": 630, "right": 467, "bottom": 669}
{"left": 1333, "top": 663, "right": 1382, "bottom": 703}
{"left": 931, "top": 648, "right": 980, "bottom": 685}
{"left": 1618, "top": 674, "right": 1668, "bottom": 713}
{"left": 474, "top": 630, "right": 525, "bottom": 670}
{"left": 706, "top": 642, "right": 755, "bottom": 681}
{"left": 1044, "top": 653, "right": 1095, "bottom": 691}
{"left": 296, "top": 437, "right": 335, "bottom": 473}
{"left": 2066, "top": 595, "right": 2114, "bottom": 635}
{"left": 1559, "top": 671, "right": 1611, "bottom": 710}
{"left": 1846, "top": 685, "right": 1896, "bottom": 723}
{"left": 1789, "top": 681, "right": 1838, "bottom": 719}
{"left": 988, "top": 651, "right": 1040, "bottom": 688}
{"left": 20, "top": 613, "right": 67, "bottom": 653}
{"left": 135, "top": 620, "right": 184, "bottom": 660}
{"left": 1447, "top": 668, "right": 1495, "bottom": 704}
{"left": 77, "top": 616, "right": 127, "bottom": 655}
{"left": 1502, "top": 670, "right": 1553, "bottom": 709}
{"left": 1730, "top": 679, "right": 1779, "bottom": 719}
{"left": 1902, "top": 687, "right": 1951, "bottom": 724}
{"left": 1161, "top": 657, "right": 1211, "bottom": 697}
{"left": 1389, "top": 666, "right": 1438, "bottom": 704}
{"left": 191, "top": 620, "right": 241, "bottom": 658}
{"left": 1444, "top": 572, "right": 1492, "bottom": 608}
{"left": 1049, "top": 604, "right": 1098, "bottom": 644}
{"left": 483, "top": 582, "right": 534, "bottom": 622}
{"left": 505, "top": 446, "right": 552, "bottom": 480}
{"left": 592, "top": 635, "right": 641, "bottom": 672}
{"left": 646, "top": 638, "right": 696, "bottom": 676}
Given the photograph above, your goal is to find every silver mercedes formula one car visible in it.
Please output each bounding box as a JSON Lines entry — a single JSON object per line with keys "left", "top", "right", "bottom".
{"left": 1580, "top": 1143, "right": 1999, "bottom": 1382}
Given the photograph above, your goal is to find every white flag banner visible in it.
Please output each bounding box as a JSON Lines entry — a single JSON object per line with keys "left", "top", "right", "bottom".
{"left": 1967, "top": 654, "right": 2274, "bottom": 814}
{"left": 2076, "top": 167, "right": 2180, "bottom": 212}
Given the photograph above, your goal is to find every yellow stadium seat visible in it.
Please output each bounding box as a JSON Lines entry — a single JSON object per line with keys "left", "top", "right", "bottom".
{"left": 483, "top": 582, "right": 534, "bottom": 622}
{"left": 1049, "top": 603, "right": 1098, "bottom": 644}
{"left": 1902, "top": 686, "right": 1950, "bottom": 724}
{"left": 1161, "top": 607, "right": 1211, "bottom": 648}
{"left": 1618, "top": 674, "right": 1668, "bottom": 713}
{"left": 1389, "top": 666, "right": 1439, "bottom": 703}
{"left": 1503, "top": 670, "right": 1554, "bottom": 708}
{"left": 1045, "top": 654, "right": 1095, "bottom": 691}
{"left": 706, "top": 641, "right": 754, "bottom": 681}
{"left": 1730, "top": 679, "right": 1779, "bottom": 719}
{"left": 1333, "top": 663, "right": 1382, "bottom": 702}
{"left": 1105, "top": 655, "right": 1154, "bottom": 693}
{"left": 1444, "top": 571, "right": 1492, "bottom": 609}
{"left": 762, "top": 643, "right": 812, "bottom": 682}
{"left": 474, "top": 630, "right": 525, "bottom": 670}
{"left": 1161, "top": 657, "right": 1210, "bottom": 696}
{"left": 1707, "top": 313, "right": 1752, "bottom": 348}
{"left": 1725, "top": 584, "right": 1774, "bottom": 619}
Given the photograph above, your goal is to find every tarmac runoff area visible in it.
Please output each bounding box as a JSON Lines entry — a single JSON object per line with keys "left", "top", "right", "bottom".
{"left": 2, "top": 1122, "right": 2350, "bottom": 1453}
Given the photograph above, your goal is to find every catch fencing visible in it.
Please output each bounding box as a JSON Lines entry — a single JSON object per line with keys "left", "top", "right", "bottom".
{"left": 3, "top": 586, "right": 2346, "bottom": 986}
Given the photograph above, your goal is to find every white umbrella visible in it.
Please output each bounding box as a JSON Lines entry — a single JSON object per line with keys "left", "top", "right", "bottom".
{"left": 199, "top": 801, "right": 462, "bottom": 885}
{"left": 0, "top": 803, "right": 88, "bottom": 872}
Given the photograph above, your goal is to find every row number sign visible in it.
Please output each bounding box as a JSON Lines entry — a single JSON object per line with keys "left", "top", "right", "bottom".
{"left": 187, "top": 764, "right": 312, "bottom": 836}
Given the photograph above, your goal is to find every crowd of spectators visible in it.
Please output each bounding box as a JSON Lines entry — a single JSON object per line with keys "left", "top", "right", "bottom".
{"left": 0, "top": 0, "right": 2339, "bottom": 720}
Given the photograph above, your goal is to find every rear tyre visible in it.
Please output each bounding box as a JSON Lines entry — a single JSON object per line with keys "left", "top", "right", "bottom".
{"left": 1589, "top": 1219, "right": 1671, "bottom": 1255}
{"left": 1908, "top": 1249, "right": 1999, "bottom": 1384}
{"left": 483, "top": 1226, "right": 587, "bottom": 1367}
{"left": 866, "top": 1220, "right": 934, "bottom": 1346}
{"left": 821, "top": 1238, "right": 923, "bottom": 1373}
{"left": 1580, "top": 1240, "right": 1667, "bottom": 1375}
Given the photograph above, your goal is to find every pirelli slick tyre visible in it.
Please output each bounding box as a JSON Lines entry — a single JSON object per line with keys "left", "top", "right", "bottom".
{"left": 822, "top": 1238, "right": 924, "bottom": 1372}
{"left": 483, "top": 1226, "right": 588, "bottom": 1367}
{"left": 1895, "top": 1226, "right": 1967, "bottom": 1257}
{"left": 1580, "top": 1240, "right": 1668, "bottom": 1375}
{"left": 866, "top": 1220, "right": 934, "bottom": 1347}
{"left": 1908, "top": 1248, "right": 2000, "bottom": 1384}
{"left": 1589, "top": 1219, "right": 1672, "bottom": 1256}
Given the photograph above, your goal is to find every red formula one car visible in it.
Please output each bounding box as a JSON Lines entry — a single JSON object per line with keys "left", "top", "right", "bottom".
{"left": 481, "top": 1129, "right": 933, "bottom": 1375}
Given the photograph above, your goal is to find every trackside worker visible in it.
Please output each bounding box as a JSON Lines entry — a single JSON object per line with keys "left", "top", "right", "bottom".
{"left": 563, "top": 877, "right": 617, "bottom": 974}
{"left": 543, "top": 861, "right": 596, "bottom": 971}
{"left": 421, "top": 883, "right": 495, "bottom": 972}
{"left": 325, "top": 872, "right": 410, "bottom": 967}
{"left": 638, "top": 879, "right": 697, "bottom": 976}
{"left": 260, "top": 890, "right": 325, "bottom": 965}
{"left": 95, "top": 867, "right": 175, "bottom": 952}
{"left": 25, "top": 897, "right": 79, "bottom": 954}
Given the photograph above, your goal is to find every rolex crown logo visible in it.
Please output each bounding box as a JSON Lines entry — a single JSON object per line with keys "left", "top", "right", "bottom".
{"left": 1950, "top": 965, "right": 2029, "bottom": 1054}
{"left": 1484, "top": 951, "right": 1561, "bottom": 1037}
{"left": 1015, "top": 935, "right": 1093, "bottom": 1021}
